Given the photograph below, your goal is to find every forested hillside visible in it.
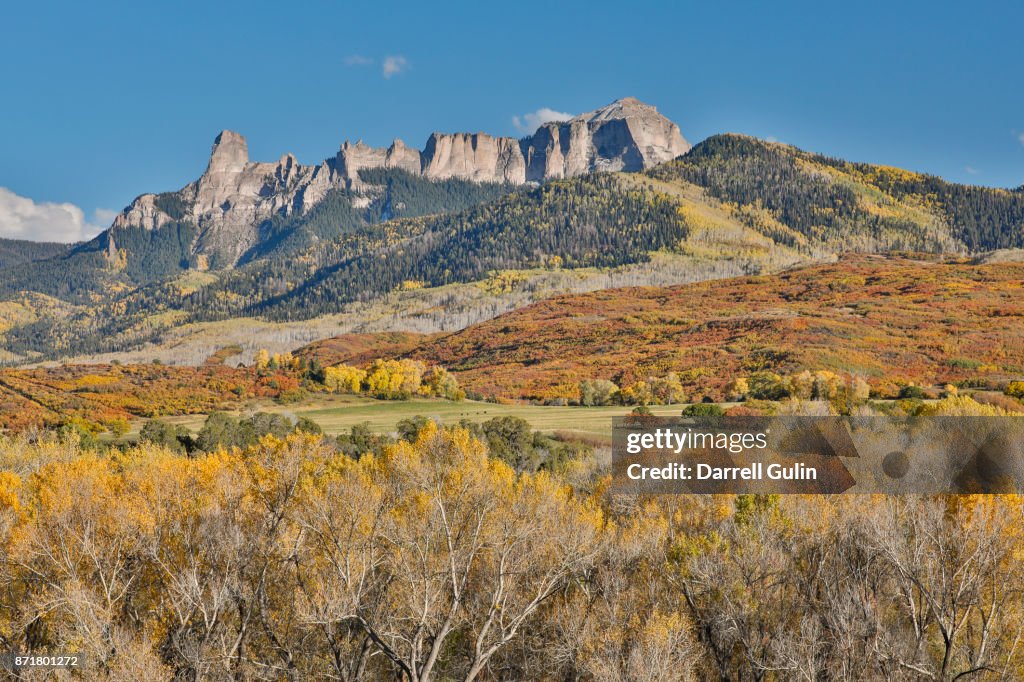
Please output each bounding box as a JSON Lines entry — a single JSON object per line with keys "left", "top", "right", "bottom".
{"left": 0, "top": 238, "right": 69, "bottom": 270}
{"left": 660, "top": 134, "right": 1024, "bottom": 252}
{"left": 0, "top": 170, "right": 515, "bottom": 305}
{"left": 219, "top": 174, "right": 692, "bottom": 321}
{"left": 240, "top": 168, "right": 515, "bottom": 262}
{"left": 1, "top": 174, "right": 704, "bottom": 359}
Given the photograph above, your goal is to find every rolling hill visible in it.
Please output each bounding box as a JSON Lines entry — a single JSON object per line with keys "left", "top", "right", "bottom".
{"left": 299, "top": 254, "right": 1024, "bottom": 402}
{"left": 655, "top": 134, "right": 1024, "bottom": 252}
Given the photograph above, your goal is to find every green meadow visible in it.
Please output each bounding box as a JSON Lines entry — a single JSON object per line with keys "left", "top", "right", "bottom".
{"left": 151, "top": 395, "right": 690, "bottom": 441}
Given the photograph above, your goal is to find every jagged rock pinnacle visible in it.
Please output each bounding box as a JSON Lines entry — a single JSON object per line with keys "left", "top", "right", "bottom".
{"left": 112, "top": 98, "right": 690, "bottom": 267}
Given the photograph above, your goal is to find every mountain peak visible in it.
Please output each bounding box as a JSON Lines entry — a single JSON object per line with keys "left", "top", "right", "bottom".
{"left": 537, "top": 97, "right": 691, "bottom": 170}
{"left": 208, "top": 130, "right": 249, "bottom": 173}
{"left": 564, "top": 97, "right": 658, "bottom": 123}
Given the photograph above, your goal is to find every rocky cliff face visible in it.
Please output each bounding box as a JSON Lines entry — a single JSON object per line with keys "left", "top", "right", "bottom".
{"left": 111, "top": 98, "right": 689, "bottom": 266}
{"left": 421, "top": 132, "right": 527, "bottom": 183}
{"left": 521, "top": 97, "right": 690, "bottom": 180}
{"left": 417, "top": 97, "right": 690, "bottom": 183}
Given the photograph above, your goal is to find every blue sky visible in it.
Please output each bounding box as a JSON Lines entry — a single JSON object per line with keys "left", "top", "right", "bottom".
{"left": 2, "top": 0, "right": 1024, "bottom": 241}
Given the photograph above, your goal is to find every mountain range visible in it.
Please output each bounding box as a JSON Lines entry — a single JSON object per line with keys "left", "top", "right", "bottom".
{"left": 108, "top": 97, "right": 689, "bottom": 267}
{"left": 3, "top": 98, "right": 1024, "bottom": 366}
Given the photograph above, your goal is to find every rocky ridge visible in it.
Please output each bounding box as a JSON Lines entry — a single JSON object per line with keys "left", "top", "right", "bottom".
{"left": 112, "top": 97, "right": 690, "bottom": 266}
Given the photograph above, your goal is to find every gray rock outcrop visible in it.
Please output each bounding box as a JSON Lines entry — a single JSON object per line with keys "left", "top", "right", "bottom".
{"left": 111, "top": 98, "right": 689, "bottom": 266}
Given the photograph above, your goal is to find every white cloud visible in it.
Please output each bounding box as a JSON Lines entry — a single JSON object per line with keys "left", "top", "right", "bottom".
{"left": 965, "top": 166, "right": 980, "bottom": 176}
{"left": 346, "top": 54, "right": 409, "bottom": 79}
{"left": 512, "top": 107, "right": 573, "bottom": 134}
{"left": 0, "top": 187, "right": 103, "bottom": 243}
{"left": 1018, "top": 132, "right": 1024, "bottom": 146}
{"left": 382, "top": 55, "right": 408, "bottom": 79}
{"left": 93, "top": 207, "right": 119, "bottom": 225}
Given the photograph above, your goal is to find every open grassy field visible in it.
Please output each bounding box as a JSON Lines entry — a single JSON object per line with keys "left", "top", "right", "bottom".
{"left": 150, "top": 395, "right": 689, "bottom": 441}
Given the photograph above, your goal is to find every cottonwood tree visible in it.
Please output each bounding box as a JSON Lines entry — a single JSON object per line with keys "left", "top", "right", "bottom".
{"left": 863, "top": 496, "right": 1024, "bottom": 681}
{"left": 294, "top": 424, "right": 603, "bottom": 681}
